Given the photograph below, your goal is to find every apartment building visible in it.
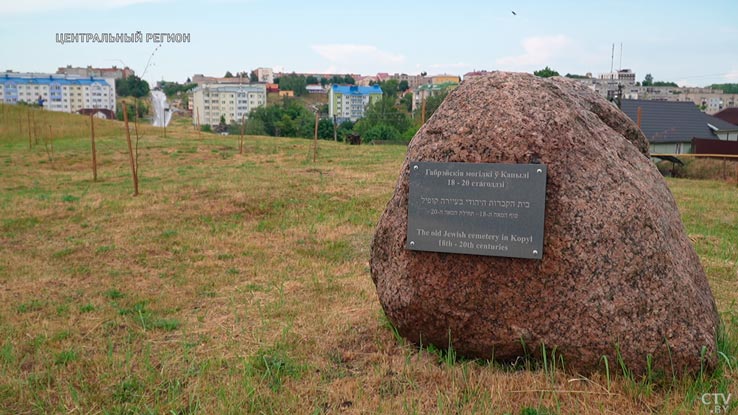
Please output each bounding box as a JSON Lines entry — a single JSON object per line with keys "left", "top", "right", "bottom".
{"left": 255, "top": 67, "right": 274, "bottom": 84}
{"left": 192, "top": 83, "right": 267, "bottom": 126}
{"left": 388, "top": 73, "right": 431, "bottom": 89}
{"left": 57, "top": 65, "right": 135, "bottom": 80}
{"left": 431, "top": 74, "right": 461, "bottom": 84}
{"left": 574, "top": 69, "right": 637, "bottom": 101}
{"left": 623, "top": 86, "right": 738, "bottom": 114}
{"left": 0, "top": 72, "right": 116, "bottom": 113}
{"left": 328, "top": 84, "right": 383, "bottom": 122}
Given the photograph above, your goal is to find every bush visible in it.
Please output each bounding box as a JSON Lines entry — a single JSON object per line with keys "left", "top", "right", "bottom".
{"left": 363, "top": 124, "right": 400, "bottom": 143}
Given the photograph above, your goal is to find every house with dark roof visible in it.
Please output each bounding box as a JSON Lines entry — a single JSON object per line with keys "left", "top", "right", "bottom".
{"left": 713, "top": 108, "right": 738, "bottom": 125}
{"left": 621, "top": 99, "right": 738, "bottom": 155}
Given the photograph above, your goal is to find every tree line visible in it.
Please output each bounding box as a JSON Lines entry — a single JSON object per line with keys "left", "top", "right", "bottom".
{"left": 223, "top": 79, "right": 450, "bottom": 143}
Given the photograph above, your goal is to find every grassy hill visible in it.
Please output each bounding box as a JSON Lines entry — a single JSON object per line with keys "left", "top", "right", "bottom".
{"left": 1, "top": 104, "right": 737, "bottom": 414}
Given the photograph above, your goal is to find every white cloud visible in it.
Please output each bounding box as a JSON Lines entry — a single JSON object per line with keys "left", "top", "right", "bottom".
{"left": 1, "top": 0, "right": 163, "bottom": 14}
{"left": 725, "top": 70, "right": 738, "bottom": 82}
{"left": 496, "top": 35, "right": 571, "bottom": 68}
{"left": 311, "top": 44, "right": 405, "bottom": 72}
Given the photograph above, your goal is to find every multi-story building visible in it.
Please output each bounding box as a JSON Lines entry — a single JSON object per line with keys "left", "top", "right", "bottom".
{"left": 388, "top": 73, "right": 431, "bottom": 89}
{"left": 328, "top": 84, "right": 383, "bottom": 122}
{"left": 623, "top": 86, "right": 738, "bottom": 114}
{"left": 191, "top": 74, "right": 250, "bottom": 85}
{"left": 191, "top": 83, "right": 266, "bottom": 126}
{"left": 255, "top": 67, "right": 274, "bottom": 84}
{"left": 574, "top": 69, "right": 637, "bottom": 101}
{"left": 598, "top": 69, "right": 636, "bottom": 83}
{"left": 412, "top": 82, "right": 459, "bottom": 111}
{"left": 431, "top": 74, "right": 461, "bottom": 84}
{"left": 0, "top": 72, "right": 116, "bottom": 113}
{"left": 57, "top": 65, "right": 134, "bottom": 80}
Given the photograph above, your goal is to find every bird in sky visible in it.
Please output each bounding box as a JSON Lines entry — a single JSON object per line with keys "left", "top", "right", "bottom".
{"left": 511, "top": 10, "right": 517, "bottom": 15}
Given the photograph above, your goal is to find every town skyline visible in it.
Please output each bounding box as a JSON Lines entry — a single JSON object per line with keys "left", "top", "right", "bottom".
{"left": 1, "top": 0, "right": 737, "bottom": 88}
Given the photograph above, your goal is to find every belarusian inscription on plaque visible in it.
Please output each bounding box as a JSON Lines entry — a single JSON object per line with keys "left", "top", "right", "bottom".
{"left": 406, "top": 162, "right": 547, "bottom": 259}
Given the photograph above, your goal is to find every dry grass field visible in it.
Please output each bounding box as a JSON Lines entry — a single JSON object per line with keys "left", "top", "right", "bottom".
{"left": 1, "top": 104, "right": 737, "bottom": 414}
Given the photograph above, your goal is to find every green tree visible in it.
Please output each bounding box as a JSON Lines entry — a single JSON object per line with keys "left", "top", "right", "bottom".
{"left": 337, "top": 120, "right": 354, "bottom": 141}
{"left": 224, "top": 71, "right": 234, "bottom": 78}
{"left": 363, "top": 123, "right": 400, "bottom": 142}
{"left": 115, "top": 75, "right": 150, "bottom": 98}
{"left": 642, "top": 73, "right": 654, "bottom": 86}
{"left": 344, "top": 75, "right": 355, "bottom": 85}
{"left": 160, "top": 81, "right": 196, "bottom": 97}
{"left": 250, "top": 70, "right": 258, "bottom": 83}
{"left": 398, "top": 80, "right": 409, "bottom": 92}
{"left": 533, "top": 66, "right": 559, "bottom": 78}
{"left": 278, "top": 74, "right": 308, "bottom": 96}
{"left": 652, "top": 81, "right": 679, "bottom": 87}
{"left": 357, "top": 97, "right": 411, "bottom": 136}
{"left": 400, "top": 93, "right": 413, "bottom": 112}
{"left": 306, "top": 75, "right": 319, "bottom": 85}
{"left": 379, "top": 80, "right": 399, "bottom": 98}
{"left": 416, "top": 91, "right": 449, "bottom": 120}
{"left": 317, "top": 118, "right": 333, "bottom": 139}
{"left": 710, "top": 83, "right": 738, "bottom": 94}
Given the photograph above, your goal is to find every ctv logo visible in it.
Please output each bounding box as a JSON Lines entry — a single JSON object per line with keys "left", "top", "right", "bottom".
{"left": 701, "top": 393, "right": 732, "bottom": 414}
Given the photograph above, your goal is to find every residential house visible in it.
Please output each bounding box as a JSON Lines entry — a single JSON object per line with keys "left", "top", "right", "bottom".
{"left": 306, "top": 84, "right": 326, "bottom": 94}
{"left": 255, "top": 67, "right": 274, "bottom": 84}
{"left": 328, "top": 84, "right": 383, "bottom": 122}
{"left": 714, "top": 108, "right": 738, "bottom": 125}
{"left": 57, "top": 65, "right": 134, "bottom": 80}
{"left": 192, "top": 83, "right": 266, "bottom": 126}
{"left": 388, "top": 73, "right": 431, "bottom": 89}
{"left": 0, "top": 72, "right": 116, "bottom": 113}
{"left": 431, "top": 74, "right": 461, "bottom": 84}
{"left": 412, "top": 82, "right": 458, "bottom": 112}
{"left": 621, "top": 99, "right": 738, "bottom": 155}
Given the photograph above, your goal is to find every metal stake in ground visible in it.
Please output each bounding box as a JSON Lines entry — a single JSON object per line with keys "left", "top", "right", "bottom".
{"left": 27, "top": 111, "right": 32, "bottom": 149}
{"left": 48, "top": 125, "right": 54, "bottom": 165}
{"left": 313, "top": 112, "right": 318, "bottom": 162}
{"left": 240, "top": 114, "right": 245, "bottom": 155}
{"left": 123, "top": 106, "right": 139, "bottom": 196}
{"left": 421, "top": 97, "right": 427, "bottom": 125}
{"left": 90, "top": 113, "right": 98, "bottom": 181}
{"left": 333, "top": 114, "right": 337, "bottom": 142}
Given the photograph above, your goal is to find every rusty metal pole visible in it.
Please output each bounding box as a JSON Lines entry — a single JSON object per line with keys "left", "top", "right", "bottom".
{"left": 90, "top": 114, "right": 98, "bottom": 181}
{"left": 48, "top": 125, "right": 54, "bottom": 164}
{"left": 240, "top": 114, "right": 245, "bottom": 155}
{"left": 421, "top": 97, "right": 427, "bottom": 125}
{"left": 123, "top": 106, "right": 139, "bottom": 196}
{"left": 27, "top": 111, "right": 32, "bottom": 149}
{"left": 196, "top": 107, "right": 202, "bottom": 138}
{"left": 313, "top": 112, "right": 318, "bottom": 163}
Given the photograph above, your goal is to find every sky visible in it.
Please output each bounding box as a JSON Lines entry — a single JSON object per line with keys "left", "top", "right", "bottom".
{"left": 1, "top": 0, "right": 737, "bottom": 87}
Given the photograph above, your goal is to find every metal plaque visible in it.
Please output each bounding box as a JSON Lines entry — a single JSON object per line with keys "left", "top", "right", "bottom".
{"left": 406, "top": 162, "right": 547, "bottom": 259}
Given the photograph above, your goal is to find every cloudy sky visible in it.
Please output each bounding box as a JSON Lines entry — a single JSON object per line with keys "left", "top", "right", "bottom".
{"left": 1, "top": 0, "right": 737, "bottom": 87}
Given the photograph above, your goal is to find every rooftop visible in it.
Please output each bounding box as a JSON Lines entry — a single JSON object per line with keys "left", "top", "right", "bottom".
{"left": 331, "top": 85, "right": 383, "bottom": 95}
{"left": 713, "top": 108, "right": 738, "bottom": 125}
{"left": 621, "top": 99, "right": 738, "bottom": 143}
{"left": 0, "top": 73, "right": 111, "bottom": 86}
